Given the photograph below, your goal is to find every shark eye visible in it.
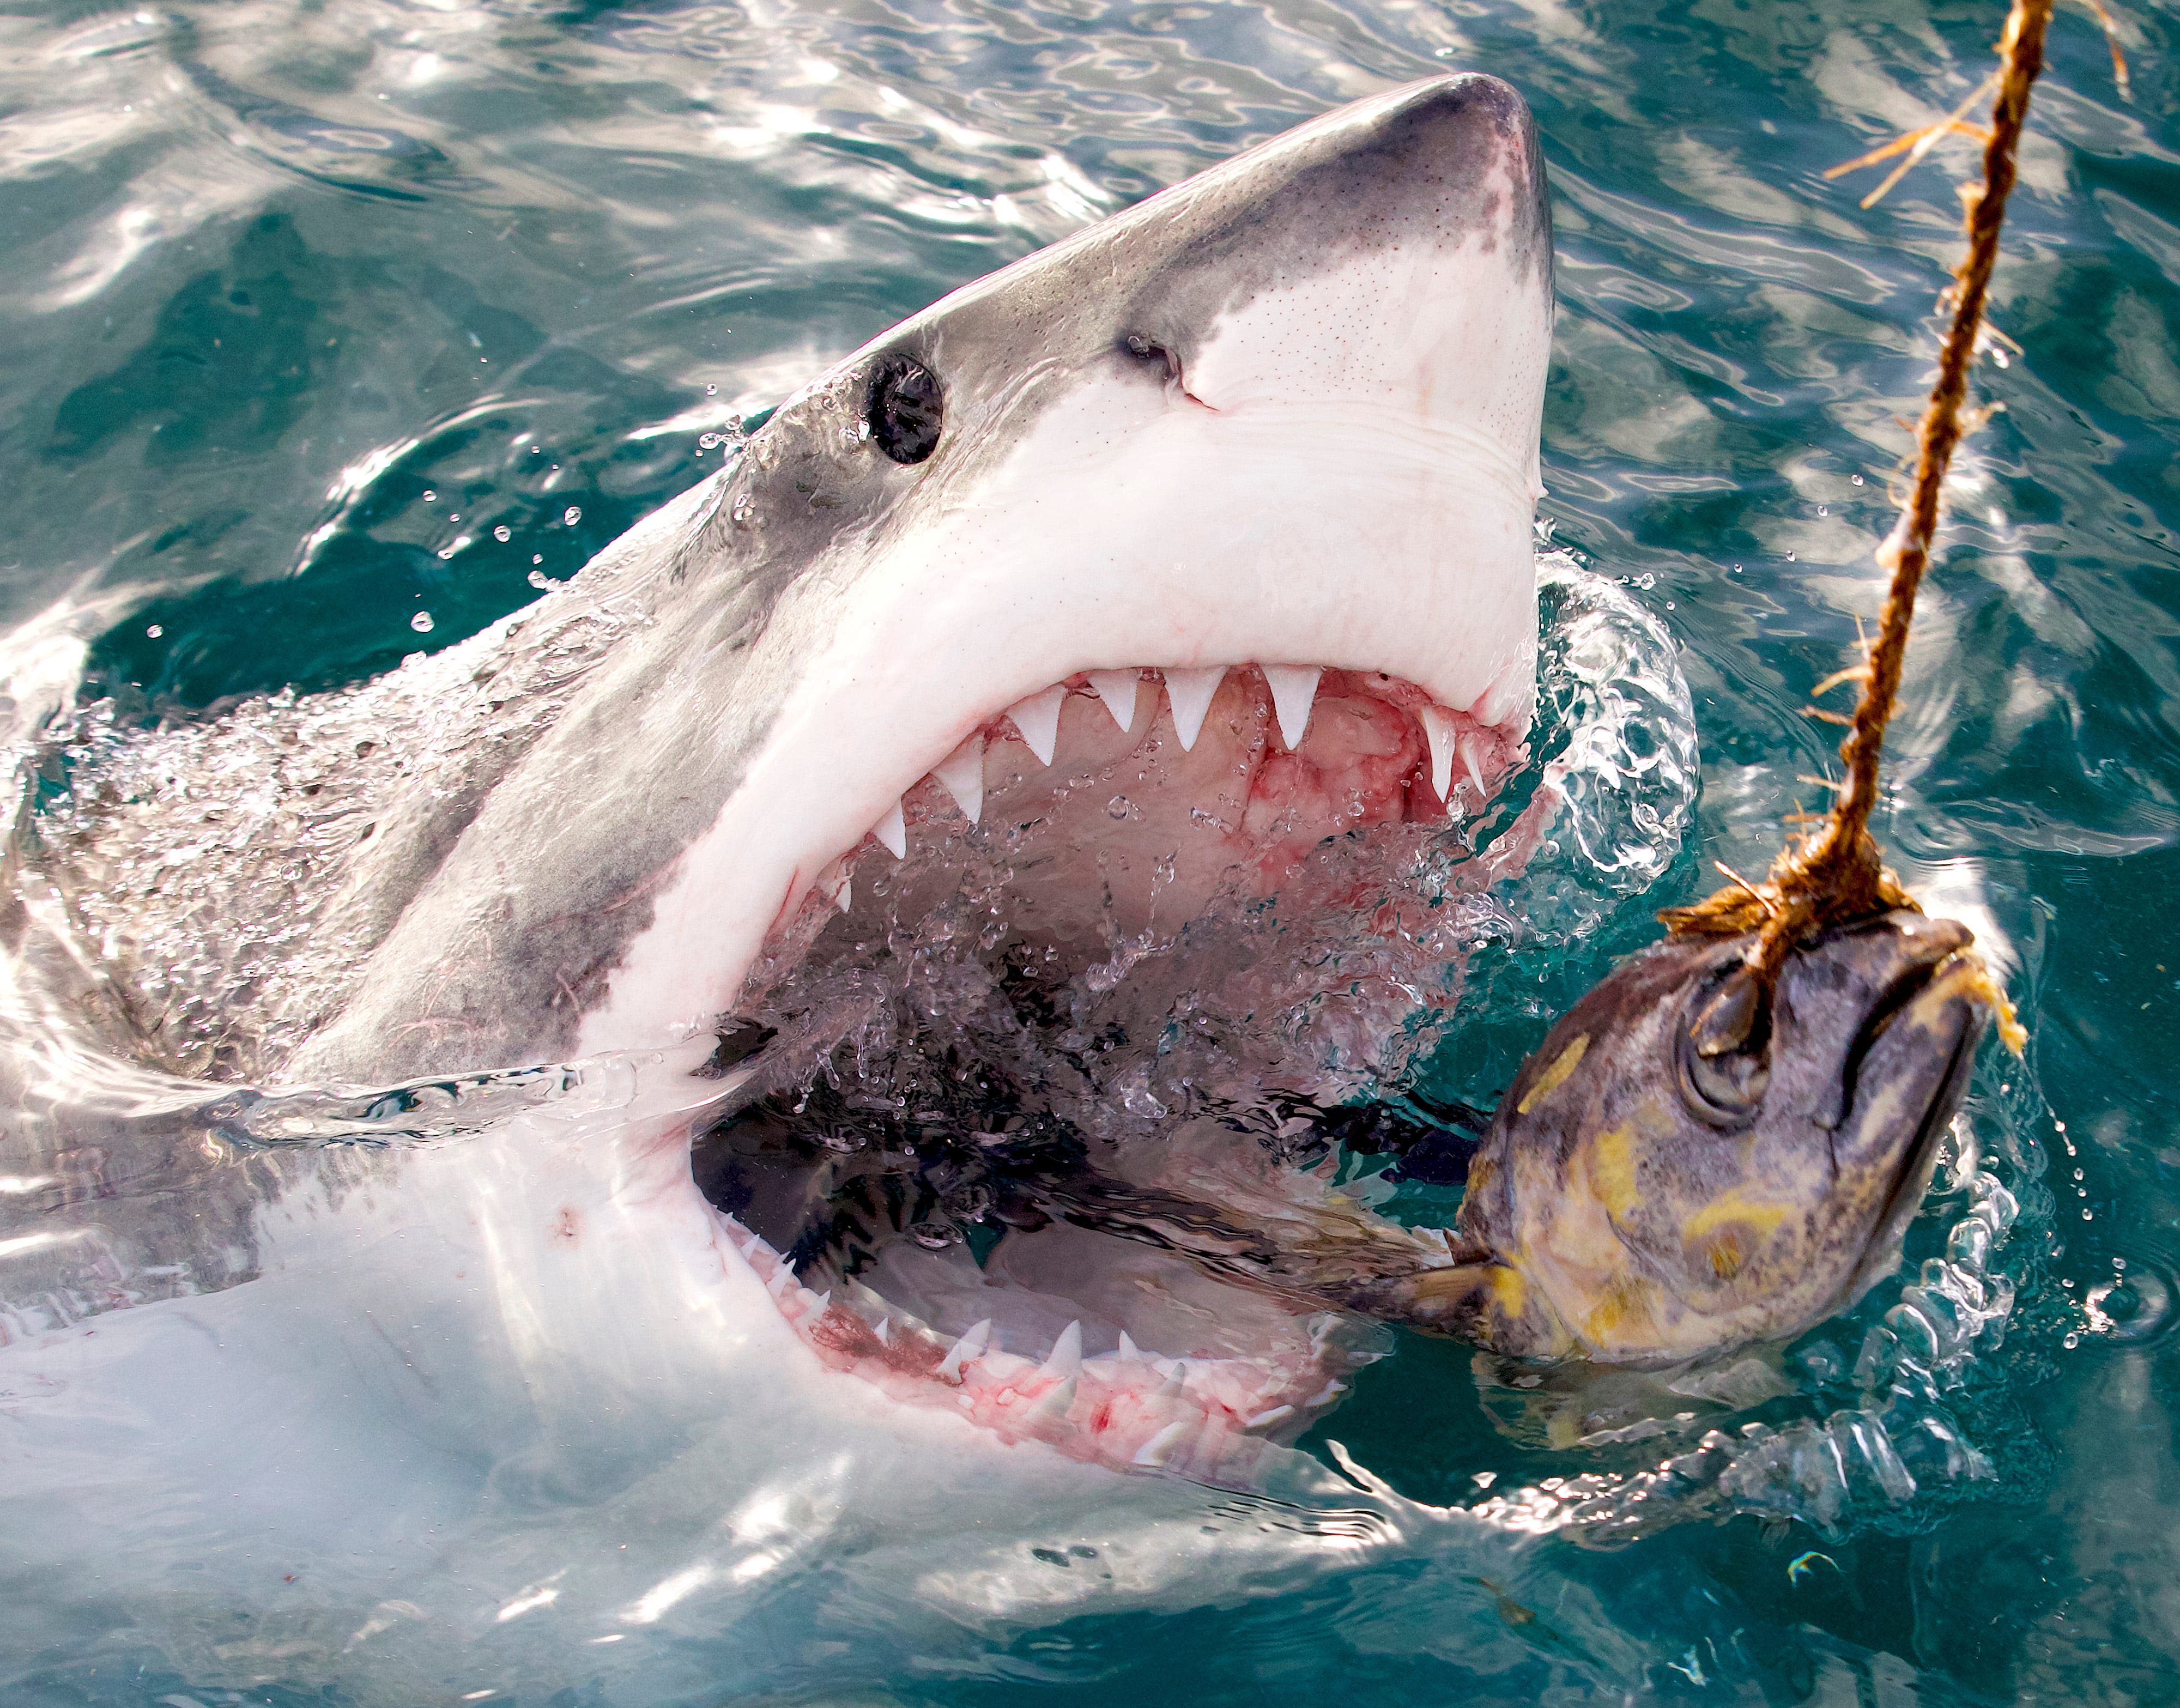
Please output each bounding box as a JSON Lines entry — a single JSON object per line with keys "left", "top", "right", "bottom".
{"left": 866, "top": 355, "right": 944, "bottom": 465}
{"left": 1678, "top": 966, "right": 1771, "bottom": 1127}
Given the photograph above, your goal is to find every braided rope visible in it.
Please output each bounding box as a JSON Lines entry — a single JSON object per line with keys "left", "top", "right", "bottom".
{"left": 1662, "top": 0, "right": 2056, "bottom": 981}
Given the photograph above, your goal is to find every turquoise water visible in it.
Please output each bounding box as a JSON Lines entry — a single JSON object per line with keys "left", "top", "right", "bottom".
{"left": 5, "top": 0, "right": 2180, "bottom": 1701}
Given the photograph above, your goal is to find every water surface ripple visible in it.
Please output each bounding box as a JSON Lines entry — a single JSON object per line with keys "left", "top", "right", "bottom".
{"left": 3, "top": 0, "right": 2179, "bottom": 1703}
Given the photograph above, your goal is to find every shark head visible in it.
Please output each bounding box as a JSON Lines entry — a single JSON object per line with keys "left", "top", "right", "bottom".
{"left": 283, "top": 71, "right": 1553, "bottom": 1084}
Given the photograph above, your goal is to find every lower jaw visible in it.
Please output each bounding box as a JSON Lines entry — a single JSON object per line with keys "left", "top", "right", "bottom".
{"left": 715, "top": 1205, "right": 1373, "bottom": 1481}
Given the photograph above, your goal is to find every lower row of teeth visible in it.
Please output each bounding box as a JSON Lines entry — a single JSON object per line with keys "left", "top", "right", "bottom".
{"left": 725, "top": 1216, "right": 1349, "bottom": 1480}
{"left": 849, "top": 663, "right": 1495, "bottom": 877}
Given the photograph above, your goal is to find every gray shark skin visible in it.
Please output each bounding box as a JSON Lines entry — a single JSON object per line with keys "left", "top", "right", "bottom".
{"left": 19, "top": 71, "right": 1552, "bottom": 1087}
{"left": 0, "top": 72, "right": 1610, "bottom": 1702}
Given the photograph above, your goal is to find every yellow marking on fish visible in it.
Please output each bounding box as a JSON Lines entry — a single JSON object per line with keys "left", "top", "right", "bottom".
{"left": 1705, "top": 1231, "right": 1745, "bottom": 1280}
{"left": 1588, "top": 1123, "right": 1641, "bottom": 1222}
{"left": 1491, "top": 1264, "right": 1528, "bottom": 1321}
{"left": 1516, "top": 1033, "right": 1589, "bottom": 1115}
{"left": 1682, "top": 1188, "right": 1793, "bottom": 1245}
{"left": 1582, "top": 1273, "right": 1660, "bottom": 1348}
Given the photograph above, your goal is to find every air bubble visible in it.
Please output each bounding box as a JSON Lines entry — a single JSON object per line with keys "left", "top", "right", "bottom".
{"left": 423, "top": 489, "right": 436, "bottom": 502}
{"left": 494, "top": 525, "right": 512, "bottom": 542}
{"left": 1851, "top": 474, "right": 1865, "bottom": 486}
{"left": 705, "top": 383, "right": 718, "bottom": 395}
{"left": 145, "top": 624, "right": 163, "bottom": 639}
{"left": 562, "top": 506, "right": 582, "bottom": 526}
{"left": 532, "top": 554, "right": 543, "bottom": 565}
{"left": 411, "top": 611, "right": 434, "bottom": 633}
{"left": 528, "top": 571, "right": 550, "bottom": 590}
{"left": 1107, "top": 796, "right": 1131, "bottom": 820}
{"left": 2085, "top": 1269, "right": 2171, "bottom": 1342}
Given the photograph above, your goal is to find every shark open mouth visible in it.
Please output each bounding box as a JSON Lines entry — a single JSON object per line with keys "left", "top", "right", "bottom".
{"left": 694, "top": 662, "right": 1522, "bottom": 1481}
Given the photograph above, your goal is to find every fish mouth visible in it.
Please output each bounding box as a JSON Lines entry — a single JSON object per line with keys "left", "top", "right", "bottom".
{"left": 1845, "top": 947, "right": 1990, "bottom": 1294}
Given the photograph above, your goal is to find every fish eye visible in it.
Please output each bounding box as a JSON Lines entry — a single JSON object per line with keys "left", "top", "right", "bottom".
{"left": 866, "top": 355, "right": 944, "bottom": 465}
{"left": 1676, "top": 966, "right": 1771, "bottom": 1127}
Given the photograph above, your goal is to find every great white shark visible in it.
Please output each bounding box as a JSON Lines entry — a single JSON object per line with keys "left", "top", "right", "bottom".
{"left": 0, "top": 73, "right": 1679, "bottom": 1697}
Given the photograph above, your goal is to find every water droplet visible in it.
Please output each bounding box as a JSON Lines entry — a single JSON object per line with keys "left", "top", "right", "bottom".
{"left": 1852, "top": 474, "right": 1865, "bottom": 486}
{"left": 562, "top": 506, "right": 582, "bottom": 526}
{"left": 494, "top": 525, "right": 512, "bottom": 542}
{"left": 1787, "top": 551, "right": 1797, "bottom": 561}
{"left": 145, "top": 624, "right": 162, "bottom": 639}
{"left": 446, "top": 513, "right": 459, "bottom": 523}
{"left": 532, "top": 554, "right": 543, "bottom": 565}
{"left": 530, "top": 445, "right": 542, "bottom": 454}
{"left": 422, "top": 489, "right": 436, "bottom": 502}
{"left": 528, "top": 571, "right": 550, "bottom": 590}
{"left": 698, "top": 432, "right": 724, "bottom": 450}
{"left": 436, "top": 547, "right": 456, "bottom": 561}
{"left": 1818, "top": 506, "right": 1828, "bottom": 516}
{"left": 1107, "top": 795, "right": 1131, "bottom": 820}
{"left": 705, "top": 383, "right": 718, "bottom": 396}
{"left": 2063, "top": 1331, "right": 2081, "bottom": 1349}
{"left": 411, "top": 611, "right": 434, "bottom": 633}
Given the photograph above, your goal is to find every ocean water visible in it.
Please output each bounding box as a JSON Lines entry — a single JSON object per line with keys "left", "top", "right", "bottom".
{"left": 2, "top": 0, "right": 2178, "bottom": 1703}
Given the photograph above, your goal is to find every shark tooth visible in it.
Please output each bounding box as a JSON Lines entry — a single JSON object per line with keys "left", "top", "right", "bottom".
{"left": 937, "top": 1318, "right": 991, "bottom": 1380}
{"left": 873, "top": 799, "right": 906, "bottom": 859}
{"left": 1131, "top": 1420, "right": 1191, "bottom": 1468}
{"left": 1007, "top": 686, "right": 1067, "bottom": 766}
{"left": 1261, "top": 664, "right": 1322, "bottom": 752}
{"left": 1419, "top": 706, "right": 1456, "bottom": 803}
{"left": 1243, "top": 1404, "right": 1294, "bottom": 1432}
{"left": 1162, "top": 667, "right": 1225, "bottom": 752}
{"left": 1458, "top": 732, "right": 1487, "bottom": 794}
{"left": 1024, "top": 1375, "right": 1077, "bottom": 1428}
{"left": 1039, "top": 1320, "right": 1082, "bottom": 1383}
{"left": 1087, "top": 669, "right": 1140, "bottom": 733}
{"left": 932, "top": 735, "right": 984, "bottom": 826}
{"left": 1116, "top": 1329, "right": 1142, "bottom": 1364}
{"left": 873, "top": 1317, "right": 892, "bottom": 1346}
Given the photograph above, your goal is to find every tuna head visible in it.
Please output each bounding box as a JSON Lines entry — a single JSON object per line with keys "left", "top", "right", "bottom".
{"left": 1419, "top": 910, "right": 1993, "bottom": 1362}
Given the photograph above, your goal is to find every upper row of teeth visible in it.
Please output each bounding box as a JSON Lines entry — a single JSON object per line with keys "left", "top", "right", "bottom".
{"left": 856, "top": 664, "right": 1491, "bottom": 865}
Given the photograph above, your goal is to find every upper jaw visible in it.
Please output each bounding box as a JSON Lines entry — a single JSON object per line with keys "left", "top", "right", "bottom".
{"left": 577, "top": 406, "right": 1540, "bottom": 1053}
